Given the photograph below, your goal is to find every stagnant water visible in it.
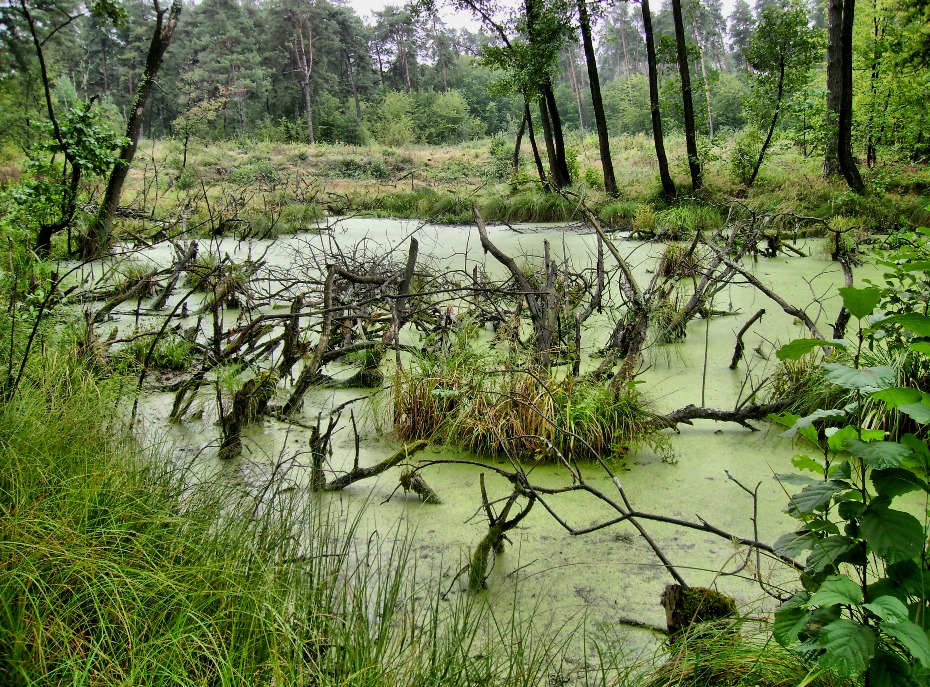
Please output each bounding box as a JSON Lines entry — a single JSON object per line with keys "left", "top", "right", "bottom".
{"left": 96, "top": 217, "right": 866, "bottom": 666}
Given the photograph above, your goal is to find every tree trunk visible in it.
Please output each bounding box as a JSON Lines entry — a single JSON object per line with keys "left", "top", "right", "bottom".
{"left": 837, "top": 0, "right": 865, "bottom": 193}
{"left": 577, "top": 0, "right": 617, "bottom": 195}
{"left": 525, "top": 101, "right": 548, "bottom": 187}
{"left": 747, "top": 60, "right": 785, "bottom": 187}
{"left": 671, "top": 0, "right": 702, "bottom": 190}
{"left": 544, "top": 82, "right": 572, "bottom": 187}
{"left": 513, "top": 109, "right": 527, "bottom": 173}
{"left": 824, "top": 0, "right": 842, "bottom": 176}
{"left": 641, "top": 0, "right": 676, "bottom": 201}
{"left": 695, "top": 28, "right": 714, "bottom": 137}
{"left": 344, "top": 49, "right": 363, "bottom": 127}
{"left": 567, "top": 48, "right": 586, "bottom": 131}
{"left": 83, "top": 0, "right": 182, "bottom": 259}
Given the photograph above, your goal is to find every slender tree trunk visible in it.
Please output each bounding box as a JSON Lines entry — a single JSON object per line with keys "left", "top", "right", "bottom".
{"left": 567, "top": 48, "right": 586, "bottom": 131}
{"left": 525, "top": 101, "right": 548, "bottom": 187}
{"left": 345, "top": 49, "right": 363, "bottom": 127}
{"left": 695, "top": 28, "right": 714, "bottom": 137}
{"left": 513, "top": 110, "right": 527, "bottom": 173}
{"left": 83, "top": 0, "right": 182, "bottom": 259}
{"left": 291, "top": 17, "right": 316, "bottom": 145}
{"left": 824, "top": 0, "right": 842, "bottom": 176}
{"left": 544, "top": 82, "right": 572, "bottom": 187}
{"left": 865, "top": 6, "right": 882, "bottom": 167}
{"left": 838, "top": 0, "right": 865, "bottom": 193}
{"left": 641, "top": 0, "right": 676, "bottom": 201}
{"left": 538, "top": 97, "right": 561, "bottom": 188}
{"left": 620, "top": 26, "right": 632, "bottom": 83}
{"left": 748, "top": 60, "right": 785, "bottom": 186}
{"left": 671, "top": 0, "right": 702, "bottom": 190}
{"left": 100, "top": 36, "right": 110, "bottom": 93}
{"left": 577, "top": 0, "right": 617, "bottom": 195}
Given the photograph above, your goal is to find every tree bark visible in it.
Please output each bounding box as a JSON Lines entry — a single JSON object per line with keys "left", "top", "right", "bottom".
{"left": 83, "top": 0, "right": 182, "bottom": 259}
{"left": 747, "top": 60, "right": 785, "bottom": 187}
{"left": 345, "top": 49, "right": 363, "bottom": 127}
{"left": 567, "top": 47, "right": 586, "bottom": 131}
{"left": 524, "top": 101, "right": 548, "bottom": 187}
{"left": 671, "top": 0, "right": 702, "bottom": 190}
{"left": 824, "top": 0, "right": 842, "bottom": 176}
{"left": 577, "top": 0, "right": 617, "bottom": 195}
{"left": 837, "top": 0, "right": 865, "bottom": 193}
{"left": 544, "top": 82, "right": 572, "bottom": 188}
{"left": 641, "top": 0, "right": 676, "bottom": 201}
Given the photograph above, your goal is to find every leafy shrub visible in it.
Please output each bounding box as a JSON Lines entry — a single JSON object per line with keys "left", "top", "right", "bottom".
{"left": 771, "top": 279, "right": 930, "bottom": 685}
{"left": 730, "top": 129, "right": 762, "bottom": 186}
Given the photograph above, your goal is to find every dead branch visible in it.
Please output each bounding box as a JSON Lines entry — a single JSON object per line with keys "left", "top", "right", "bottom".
{"left": 661, "top": 398, "right": 794, "bottom": 430}
{"left": 730, "top": 308, "right": 766, "bottom": 369}
{"left": 322, "top": 439, "right": 428, "bottom": 491}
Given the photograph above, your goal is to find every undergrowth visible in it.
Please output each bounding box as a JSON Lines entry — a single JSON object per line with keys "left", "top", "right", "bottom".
{"left": 0, "top": 347, "right": 567, "bottom": 686}
{"left": 391, "top": 347, "right": 671, "bottom": 463}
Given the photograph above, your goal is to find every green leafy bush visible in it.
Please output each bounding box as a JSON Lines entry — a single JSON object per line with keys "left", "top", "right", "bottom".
{"left": 772, "top": 280, "right": 930, "bottom": 685}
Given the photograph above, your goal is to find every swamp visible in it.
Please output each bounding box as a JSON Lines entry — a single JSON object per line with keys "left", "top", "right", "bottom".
{"left": 3, "top": 0, "right": 930, "bottom": 683}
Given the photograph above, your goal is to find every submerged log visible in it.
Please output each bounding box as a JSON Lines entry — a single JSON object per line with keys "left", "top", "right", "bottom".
{"left": 660, "top": 584, "right": 737, "bottom": 637}
{"left": 399, "top": 467, "right": 442, "bottom": 504}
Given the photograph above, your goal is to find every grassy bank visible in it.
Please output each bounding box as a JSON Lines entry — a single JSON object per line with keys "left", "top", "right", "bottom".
{"left": 76, "top": 134, "right": 929, "bottom": 250}
{"left": 0, "top": 346, "right": 571, "bottom": 686}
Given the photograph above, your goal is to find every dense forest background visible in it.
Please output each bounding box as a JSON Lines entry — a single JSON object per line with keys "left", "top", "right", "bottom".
{"left": 1, "top": 0, "right": 929, "bottom": 162}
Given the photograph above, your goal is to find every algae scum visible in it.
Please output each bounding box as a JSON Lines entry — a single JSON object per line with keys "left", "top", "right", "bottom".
{"left": 101, "top": 217, "right": 855, "bottom": 663}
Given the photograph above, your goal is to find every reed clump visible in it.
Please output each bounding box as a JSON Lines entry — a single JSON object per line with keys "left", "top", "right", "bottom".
{"left": 638, "top": 621, "right": 846, "bottom": 687}
{"left": 392, "top": 349, "right": 668, "bottom": 463}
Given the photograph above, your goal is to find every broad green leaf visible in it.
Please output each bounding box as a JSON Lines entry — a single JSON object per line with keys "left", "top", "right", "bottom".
{"left": 864, "top": 596, "right": 910, "bottom": 623}
{"left": 902, "top": 434, "right": 930, "bottom": 470}
{"left": 898, "top": 403, "right": 930, "bottom": 424}
{"left": 805, "top": 517, "right": 841, "bottom": 535}
{"left": 806, "top": 535, "right": 860, "bottom": 575}
{"left": 828, "top": 460, "right": 852, "bottom": 480}
{"left": 774, "top": 592, "right": 811, "bottom": 646}
{"left": 870, "top": 650, "right": 922, "bottom": 687}
{"left": 827, "top": 425, "right": 859, "bottom": 453}
{"left": 846, "top": 439, "right": 913, "bottom": 469}
{"left": 871, "top": 387, "right": 923, "bottom": 408}
{"left": 774, "top": 530, "right": 819, "bottom": 558}
{"left": 808, "top": 574, "right": 863, "bottom": 607}
{"left": 777, "top": 338, "right": 840, "bottom": 361}
{"left": 909, "top": 341, "right": 930, "bottom": 356}
{"left": 775, "top": 472, "right": 818, "bottom": 488}
{"left": 787, "top": 480, "right": 849, "bottom": 517}
{"left": 882, "top": 620, "right": 930, "bottom": 668}
{"left": 860, "top": 507, "right": 926, "bottom": 563}
{"left": 871, "top": 468, "right": 929, "bottom": 498}
{"left": 839, "top": 286, "right": 882, "bottom": 319}
{"left": 780, "top": 409, "right": 847, "bottom": 438}
{"left": 818, "top": 619, "right": 876, "bottom": 676}
{"left": 823, "top": 363, "right": 895, "bottom": 392}
{"left": 884, "top": 313, "right": 930, "bottom": 337}
{"left": 792, "top": 454, "right": 826, "bottom": 476}
{"left": 838, "top": 500, "right": 866, "bottom": 519}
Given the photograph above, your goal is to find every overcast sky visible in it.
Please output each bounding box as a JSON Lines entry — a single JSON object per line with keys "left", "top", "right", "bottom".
{"left": 343, "top": 0, "right": 739, "bottom": 30}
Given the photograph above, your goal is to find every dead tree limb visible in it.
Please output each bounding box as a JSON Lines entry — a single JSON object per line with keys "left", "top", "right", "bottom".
{"left": 715, "top": 253, "right": 825, "bottom": 340}
{"left": 730, "top": 308, "right": 766, "bottom": 369}
{"left": 661, "top": 398, "right": 794, "bottom": 430}
{"left": 151, "top": 241, "right": 197, "bottom": 310}
{"left": 322, "top": 439, "right": 428, "bottom": 491}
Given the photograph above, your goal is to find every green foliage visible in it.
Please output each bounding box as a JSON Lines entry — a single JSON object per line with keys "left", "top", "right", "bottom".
{"left": 11, "top": 101, "right": 124, "bottom": 234}
{"left": 772, "top": 279, "right": 930, "bottom": 685}
{"left": 0, "top": 349, "right": 567, "bottom": 686}
{"left": 730, "top": 128, "right": 763, "bottom": 185}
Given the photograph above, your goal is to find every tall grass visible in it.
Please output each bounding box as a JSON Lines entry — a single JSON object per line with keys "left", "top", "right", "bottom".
{"left": 392, "top": 348, "right": 669, "bottom": 463}
{"left": 0, "top": 346, "right": 567, "bottom": 686}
